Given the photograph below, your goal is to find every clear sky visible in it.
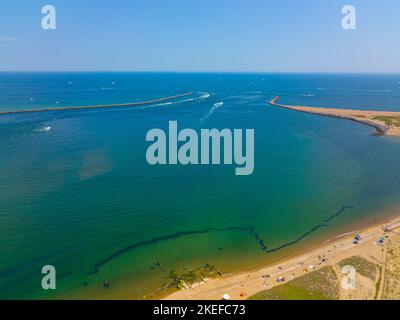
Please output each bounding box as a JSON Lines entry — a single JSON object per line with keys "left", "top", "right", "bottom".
{"left": 1, "top": 0, "right": 400, "bottom": 73}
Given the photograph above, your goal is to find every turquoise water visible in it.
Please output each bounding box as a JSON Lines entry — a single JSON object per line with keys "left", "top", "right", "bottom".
{"left": 1, "top": 73, "right": 400, "bottom": 299}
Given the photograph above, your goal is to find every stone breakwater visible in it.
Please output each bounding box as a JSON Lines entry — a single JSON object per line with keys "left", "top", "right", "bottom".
{"left": 0, "top": 92, "right": 194, "bottom": 115}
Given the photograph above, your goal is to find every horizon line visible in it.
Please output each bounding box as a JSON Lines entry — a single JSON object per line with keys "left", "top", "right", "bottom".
{"left": 1, "top": 70, "right": 400, "bottom": 75}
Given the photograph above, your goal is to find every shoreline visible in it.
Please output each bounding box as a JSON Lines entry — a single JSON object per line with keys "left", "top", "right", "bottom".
{"left": 165, "top": 214, "right": 400, "bottom": 300}
{"left": 54, "top": 205, "right": 398, "bottom": 300}
{"left": 0, "top": 92, "right": 193, "bottom": 115}
{"left": 269, "top": 96, "right": 400, "bottom": 136}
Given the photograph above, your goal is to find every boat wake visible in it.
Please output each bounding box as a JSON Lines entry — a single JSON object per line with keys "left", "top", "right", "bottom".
{"left": 201, "top": 101, "right": 224, "bottom": 122}
{"left": 142, "top": 92, "right": 210, "bottom": 109}
{"left": 35, "top": 124, "right": 52, "bottom": 132}
{"left": 143, "top": 102, "right": 173, "bottom": 109}
{"left": 198, "top": 92, "right": 210, "bottom": 100}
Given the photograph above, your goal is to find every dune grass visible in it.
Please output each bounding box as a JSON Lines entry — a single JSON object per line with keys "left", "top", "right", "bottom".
{"left": 338, "top": 256, "right": 377, "bottom": 281}
{"left": 373, "top": 116, "right": 400, "bottom": 127}
{"left": 248, "top": 266, "right": 339, "bottom": 300}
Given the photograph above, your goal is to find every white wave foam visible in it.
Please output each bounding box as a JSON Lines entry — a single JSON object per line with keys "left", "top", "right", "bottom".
{"left": 197, "top": 92, "right": 210, "bottom": 100}
{"left": 177, "top": 98, "right": 195, "bottom": 103}
{"left": 36, "top": 125, "right": 51, "bottom": 132}
{"left": 152, "top": 102, "right": 173, "bottom": 107}
{"left": 141, "top": 102, "right": 173, "bottom": 109}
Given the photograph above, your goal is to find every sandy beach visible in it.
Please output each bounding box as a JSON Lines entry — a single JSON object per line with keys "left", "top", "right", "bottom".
{"left": 165, "top": 216, "right": 400, "bottom": 300}
{"left": 269, "top": 96, "right": 400, "bottom": 136}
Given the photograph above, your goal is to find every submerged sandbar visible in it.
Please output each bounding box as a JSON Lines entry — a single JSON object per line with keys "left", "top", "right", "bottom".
{"left": 269, "top": 96, "right": 400, "bottom": 136}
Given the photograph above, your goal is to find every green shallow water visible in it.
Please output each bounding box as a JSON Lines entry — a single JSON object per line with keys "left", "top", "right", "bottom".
{"left": 1, "top": 73, "right": 400, "bottom": 299}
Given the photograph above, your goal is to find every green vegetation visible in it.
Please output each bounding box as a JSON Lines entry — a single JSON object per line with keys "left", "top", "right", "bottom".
{"left": 382, "top": 241, "right": 400, "bottom": 299}
{"left": 164, "top": 264, "right": 221, "bottom": 289}
{"left": 339, "top": 256, "right": 377, "bottom": 281}
{"left": 248, "top": 267, "right": 339, "bottom": 300}
{"left": 372, "top": 116, "right": 400, "bottom": 127}
{"left": 375, "top": 266, "right": 382, "bottom": 300}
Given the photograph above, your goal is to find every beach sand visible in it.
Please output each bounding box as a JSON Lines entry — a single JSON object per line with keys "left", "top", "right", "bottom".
{"left": 165, "top": 217, "right": 400, "bottom": 300}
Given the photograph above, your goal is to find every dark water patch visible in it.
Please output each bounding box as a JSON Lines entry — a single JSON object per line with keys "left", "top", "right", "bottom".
{"left": 263, "top": 206, "right": 354, "bottom": 253}
{"left": 263, "top": 223, "right": 328, "bottom": 253}
{"left": 252, "top": 230, "right": 268, "bottom": 252}
{"left": 90, "top": 206, "right": 353, "bottom": 276}
{"left": 89, "top": 226, "right": 255, "bottom": 274}
{"left": 323, "top": 206, "right": 354, "bottom": 223}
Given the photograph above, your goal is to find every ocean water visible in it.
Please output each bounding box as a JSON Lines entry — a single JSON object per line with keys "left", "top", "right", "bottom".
{"left": 1, "top": 73, "right": 400, "bottom": 299}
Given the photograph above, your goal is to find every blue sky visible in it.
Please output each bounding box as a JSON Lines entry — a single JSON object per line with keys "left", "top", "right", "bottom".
{"left": 1, "top": 0, "right": 400, "bottom": 72}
